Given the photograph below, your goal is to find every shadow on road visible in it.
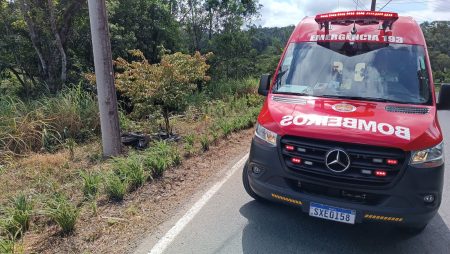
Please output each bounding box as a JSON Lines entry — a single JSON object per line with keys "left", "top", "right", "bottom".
{"left": 240, "top": 201, "right": 450, "bottom": 254}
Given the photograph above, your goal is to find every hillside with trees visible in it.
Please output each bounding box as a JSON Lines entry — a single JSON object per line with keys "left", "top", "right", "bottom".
{"left": 421, "top": 21, "right": 450, "bottom": 83}
{"left": 0, "top": 0, "right": 449, "bottom": 252}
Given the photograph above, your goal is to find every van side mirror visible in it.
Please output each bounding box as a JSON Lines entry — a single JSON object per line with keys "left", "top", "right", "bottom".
{"left": 437, "top": 84, "right": 450, "bottom": 110}
{"left": 258, "top": 74, "right": 272, "bottom": 96}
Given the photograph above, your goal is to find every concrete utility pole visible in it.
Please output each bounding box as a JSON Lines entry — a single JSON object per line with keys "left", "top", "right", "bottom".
{"left": 88, "top": 0, "right": 121, "bottom": 157}
{"left": 371, "top": 0, "right": 376, "bottom": 11}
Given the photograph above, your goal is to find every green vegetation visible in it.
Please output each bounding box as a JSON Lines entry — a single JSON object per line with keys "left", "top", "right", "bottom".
{"left": 112, "top": 155, "right": 148, "bottom": 191}
{"left": 0, "top": 194, "right": 33, "bottom": 240}
{"left": 0, "top": 0, "right": 266, "bottom": 250}
{"left": 113, "top": 50, "right": 212, "bottom": 133}
{"left": 0, "top": 85, "right": 98, "bottom": 156}
{"left": 105, "top": 173, "right": 128, "bottom": 202}
{"left": 44, "top": 195, "right": 79, "bottom": 235}
{"left": 421, "top": 22, "right": 450, "bottom": 83}
{"left": 80, "top": 171, "right": 102, "bottom": 200}
{"left": 200, "top": 135, "right": 210, "bottom": 152}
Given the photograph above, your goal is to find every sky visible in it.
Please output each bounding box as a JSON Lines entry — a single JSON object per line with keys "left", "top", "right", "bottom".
{"left": 255, "top": 0, "right": 450, "bottom": 27}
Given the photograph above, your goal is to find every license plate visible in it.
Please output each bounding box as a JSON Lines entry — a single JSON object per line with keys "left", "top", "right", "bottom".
{"left": 309, "top": 202, "right": 356, "bottom": 224}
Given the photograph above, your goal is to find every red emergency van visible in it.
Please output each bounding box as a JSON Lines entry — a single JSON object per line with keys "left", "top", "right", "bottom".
{"left": 243, "top": 11, "right": 449, "bottom": 233}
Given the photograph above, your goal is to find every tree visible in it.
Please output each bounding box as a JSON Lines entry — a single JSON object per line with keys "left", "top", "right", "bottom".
{"left": 114, "top": 50, "right": 212, "bottom": 133}
{"left": 108, "top": 0, "right": 180, "bottom": 63}
{"left": 0, "top": 0, "right": 86, "bottom": 95}
{"left": 17, "top": 0, "right": 85, "bottom": 93}
{"left": 174, "top": 0, "right": 261, "bottom": 52}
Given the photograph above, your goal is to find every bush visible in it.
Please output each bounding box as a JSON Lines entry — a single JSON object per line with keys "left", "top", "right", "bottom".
{"left": 183, "top": 134, "right": 196, "bottom": 156}
{"left": 113, "top": 155, "right": 149, "bottom": 191}
{"left": 105, "top": 173, "right": 127, "bottom": 202}
{"left": 218, "top": 120, "right": 233, "bottom": 138}
{"left": 206, "top": 78, "right": 258, "bottom": 99}
{"left": 184, "top": 134, "right": 195, "bottom": 147}
{"left": 0, "top": 218, "right": 21, "bottom": 241}
{"left": 0, "top": 194, "right": 33, "bottom": 238}
{"left": 79, "top": 171, "right": 101, "bottom": 200}
{"left": 200, "top": 135, "right": 210, "bottom": 152}
{"left": 114, "top": 50, "right": 212, "bottom": 133}
{"left": 44, "top": 195, "right": 79, "bottom": 235}
{"left": 124, "top": 158, "right": 147, "bottom": 191}
{"left": 172, "top": 148, "right": 182, "bottom": 166}
{"left": 210, "top": 129, "right": 220, "bottom": 145}
{"left": 144, "top": 141, "right": 178, "bottom": 178}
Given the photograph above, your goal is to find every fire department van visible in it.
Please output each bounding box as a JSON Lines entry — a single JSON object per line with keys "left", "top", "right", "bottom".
{"left": 243, "top": 11, "right": 450, "bottom": 233}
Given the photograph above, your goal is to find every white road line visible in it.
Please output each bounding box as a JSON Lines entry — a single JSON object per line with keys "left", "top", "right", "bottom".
{"left": 148, "top": 153, "right": 249, "bottom": 254}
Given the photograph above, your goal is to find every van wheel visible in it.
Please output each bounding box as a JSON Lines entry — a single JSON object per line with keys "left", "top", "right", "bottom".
{"left": 399, "top": 223, "right": 428, "bottom": 235}
{"left": 242, "top": 163, "right": 265, "bottom": 202}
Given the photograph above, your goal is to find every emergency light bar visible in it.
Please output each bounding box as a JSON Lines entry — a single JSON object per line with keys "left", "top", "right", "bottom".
{"left": 315, "top": 11, "right": 399, "bottom": 23}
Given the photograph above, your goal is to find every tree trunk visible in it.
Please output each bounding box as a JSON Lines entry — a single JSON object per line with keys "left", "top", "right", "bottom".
{"left": 162, "top": 107, "right": 171, "bottom": 135}
{"left": 19, "top": 0, "right": 48, "bottom": 79}
{"left": 47, "top": 0, "right": 67, "bottom": 85}
{"left": 58, "top": 0, "right": 85, "bottom": 46}
{"left": 208, "top": 8, "right": 213, "bottom": 40}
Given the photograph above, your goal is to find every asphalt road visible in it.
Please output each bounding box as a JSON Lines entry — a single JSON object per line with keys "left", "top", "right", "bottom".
{"left": 136, "top": 110, "right": 450, "bottom": 254}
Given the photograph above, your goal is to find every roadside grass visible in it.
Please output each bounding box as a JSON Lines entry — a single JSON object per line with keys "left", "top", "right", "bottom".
{"left": 0, "top": 77, "right": 262, "bottom": 249}
{"left": 80, "top": 170, "right": 102, "bottom": 200}
{"left": 44, "top": 194, "right": 79, "bottom": 235}
{"left": 105, "top": 173, "right": 127, "bottom": 202}
{"left": 0, "top": 237, "right": 23, "bottom": 254}
{"left": 0, "top": 85, "right": 98, "bottom": 157}
{"left": 0, "top": 238, "right": 15, "bottom": 254}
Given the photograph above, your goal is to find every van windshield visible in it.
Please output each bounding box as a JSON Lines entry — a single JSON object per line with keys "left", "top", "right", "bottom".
{"left": 273, "top": 42, "right": 432, "bottom": 105}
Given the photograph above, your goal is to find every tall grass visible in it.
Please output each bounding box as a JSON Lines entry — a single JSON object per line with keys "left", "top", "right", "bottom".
{"left": 205, "top": 78, "right": 258, "bottom": 99}
{"left": 105, "top": 173, "right": 127, "bottom": 202}
{"left": 112, "top": 155, "right": 148, "bottom": 191}
{"left": 44, "top": 195, "right": 79, "bottom": 235}
{"left": 0, "top": 237, "right": 15, "bottom": 254}
{"left": 144, "top": 141, "right": 179, "bottom": 178}
{"left": 0, "top": 194, "right": 33, "bottom": 239}
{"left": 0, "top": 85, "right": 99, "bottom": 156}
{"left": 79, "top": 171, "right": 101, "bottom": 200}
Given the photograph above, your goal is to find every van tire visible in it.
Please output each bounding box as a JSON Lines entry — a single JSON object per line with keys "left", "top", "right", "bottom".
{"left": 242, "top": 163, "right": 265, "bottom": 202}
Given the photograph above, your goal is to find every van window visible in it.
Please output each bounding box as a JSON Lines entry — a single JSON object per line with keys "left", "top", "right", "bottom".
{"left": 273, "top": 42, "right": 432, "bottom": 105}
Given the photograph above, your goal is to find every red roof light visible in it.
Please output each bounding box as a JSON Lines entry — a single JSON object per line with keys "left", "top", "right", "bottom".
{"left": 315, "top": 11, "right": 399, "bottom": 23}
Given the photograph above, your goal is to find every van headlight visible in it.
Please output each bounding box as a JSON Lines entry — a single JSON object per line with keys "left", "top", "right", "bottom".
{"left": 410, "top": 142, "right": 444, "bottom": 168}
{"left": 255, "top": 123, "right": 278, "bottom": 146}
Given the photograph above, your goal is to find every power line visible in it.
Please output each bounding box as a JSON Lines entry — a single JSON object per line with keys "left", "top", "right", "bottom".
{"left": 378, "top": 0, "right": 393, "bottom": 11}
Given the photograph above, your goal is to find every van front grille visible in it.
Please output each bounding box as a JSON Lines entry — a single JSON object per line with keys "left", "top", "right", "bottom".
{"left": 280, "top": 136, "right": 408, "bottom": 188}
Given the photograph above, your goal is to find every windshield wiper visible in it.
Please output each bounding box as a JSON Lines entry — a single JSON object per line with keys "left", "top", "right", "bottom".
{"left": 273, "top": 91, "right": 311, "bottom": 97}
{"left": 319, "top": 95, "right": 408, "bottom": 104}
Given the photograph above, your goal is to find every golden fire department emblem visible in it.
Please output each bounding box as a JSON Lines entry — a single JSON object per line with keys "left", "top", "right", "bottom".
{"left": 332, "top": 103, "right": 357, "bottom": 113}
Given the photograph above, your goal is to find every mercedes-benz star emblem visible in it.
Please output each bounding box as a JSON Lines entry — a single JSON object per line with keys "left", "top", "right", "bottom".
{"left": 325, "top": 149, "right": 351, "bottom": 173}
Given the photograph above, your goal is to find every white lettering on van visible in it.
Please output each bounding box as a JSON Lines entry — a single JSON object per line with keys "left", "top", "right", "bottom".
{"left": 280, "top": 115, "right": 294, "bottom": 126}
{"left": 280, "top": 114, "right": 411, "bottom": 140}
{"left": 309, "top": 33, "right": 403, "bottom": 44}
{"left": 358, "top": 120, "right": 377, "bottom": 132}
{"left": 395, "top": 126, "right": 411, "bottom": 140}
{"left": 293, "top": 116, "right": 307, "bottom": 125}
{"left": 343, "top": 118, "right": 358, "bottom": 129}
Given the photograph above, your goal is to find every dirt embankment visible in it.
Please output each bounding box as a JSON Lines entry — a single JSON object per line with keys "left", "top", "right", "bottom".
{"left": 25, "top": 129, "right": 253, "bottom": 253}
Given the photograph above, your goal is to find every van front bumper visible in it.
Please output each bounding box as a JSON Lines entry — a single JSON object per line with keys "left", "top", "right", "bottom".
{"left": 246, "top": 137, "right": 444, "bottom": 226}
